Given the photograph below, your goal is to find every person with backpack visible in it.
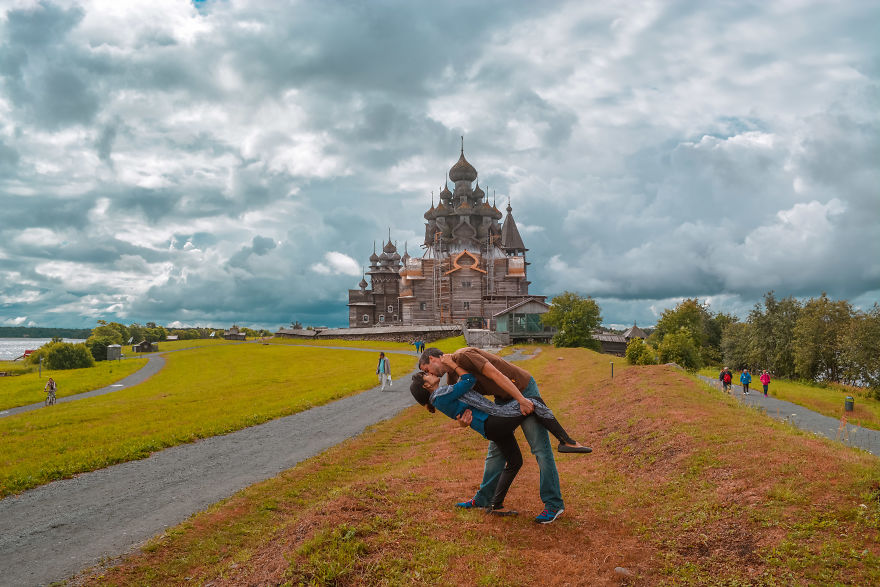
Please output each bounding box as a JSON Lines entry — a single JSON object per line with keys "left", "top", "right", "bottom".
{"left": 376, "top": 352, "right": 391, "bottom": 391}
{"left": 721, "top": 367, "right": 733, "bottom": 393}
{"left": 760, "top": 370, "right": 771, "bottom": 396}
{"left": 740, "top": 369, "right": 752, "bottom": 395}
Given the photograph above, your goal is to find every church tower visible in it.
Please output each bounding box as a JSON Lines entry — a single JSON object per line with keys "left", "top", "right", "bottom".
{"left": 348, "top": 142, "right": 543, "bottom": 327}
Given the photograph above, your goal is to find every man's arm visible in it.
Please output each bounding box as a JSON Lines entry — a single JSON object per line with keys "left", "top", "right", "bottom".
{"left": 480, "top": 361, "right": 534, "bottom": 415}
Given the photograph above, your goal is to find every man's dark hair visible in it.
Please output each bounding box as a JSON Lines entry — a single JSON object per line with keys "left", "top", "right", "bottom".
{"left": 409, "top": 372, "right": 435, "bottom": 413}
{"left": 418, "top": 347, "right": 443, "bottom": 367}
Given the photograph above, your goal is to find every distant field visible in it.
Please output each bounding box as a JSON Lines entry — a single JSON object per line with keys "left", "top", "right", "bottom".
{"left": 95, "top": 348, "right": 880, "bottom": 585}
{"left": 698, "top": 368, "right": 880, "bottom": 431}
{"left": 143, "top": 338, "right": 238, "bottom": 352}
{"left": 0, "top": 358, "right": 148, "bottom": 411}
{"left": 268, "top": 335, "right": 467, "bottom": 354}
{"left": 0, "top": 344, "right": 414, "bottom": 497}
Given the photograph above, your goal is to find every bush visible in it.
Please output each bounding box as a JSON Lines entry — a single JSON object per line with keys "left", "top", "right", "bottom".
{"left": 626, "top": 338, "right": 658, "bottom": 365}
{"left": 86, "top": 336, "right": 117, "bottom": 361}
{"left": 27, "top": 342, "right": 95, "bottom": 370}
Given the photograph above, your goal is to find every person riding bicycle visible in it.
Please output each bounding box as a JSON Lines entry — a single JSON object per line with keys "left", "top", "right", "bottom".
{"left": 44, "top": 377, "right": 57, "bottom": 406}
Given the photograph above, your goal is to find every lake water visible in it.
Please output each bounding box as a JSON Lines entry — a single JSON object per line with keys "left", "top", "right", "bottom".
{"left": 0, "top": 338, "right": 86, "bottom": 361}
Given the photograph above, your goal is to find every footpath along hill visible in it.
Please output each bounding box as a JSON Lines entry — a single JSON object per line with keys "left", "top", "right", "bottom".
{"left": 87, "top": 346, "right": 880, "bottom": 586}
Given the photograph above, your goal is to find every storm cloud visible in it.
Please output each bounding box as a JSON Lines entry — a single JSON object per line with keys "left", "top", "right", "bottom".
{"left": 1, "top": 0, "right": 877, "bottom": 330}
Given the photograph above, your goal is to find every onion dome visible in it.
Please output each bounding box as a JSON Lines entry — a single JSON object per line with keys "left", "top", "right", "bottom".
{"left": 383, "top": 239, "right": 396, "bottom": 254}
{"left": 401, "top": 248, "right": 410, "bottom": 263}
{"left": 439, "top": 183, "right": 452, "bottom": 200}
{"left": 449, "top": 151, "right": 477, "bottom": 183}
{"left": 369, "top": 241, "right": 379, "bottom": 264}
{"left": 435, "top": 201, "right": 448, "bottom": 214}
{"left": 391, "top": 251, "right": 401, "bottom": 262}
{"left": 359, "top": 276, "right": 368, "bottom": 290}
{"left": 472, "top": 181, "right": 485, "bottom": 201}
{"left": 424, "top": 204, "right": 436, "bottom": 220}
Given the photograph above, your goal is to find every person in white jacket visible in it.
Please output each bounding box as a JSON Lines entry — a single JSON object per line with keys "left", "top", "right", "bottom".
{"left": 376, "top": 352, "right": 391, "bottom": 391}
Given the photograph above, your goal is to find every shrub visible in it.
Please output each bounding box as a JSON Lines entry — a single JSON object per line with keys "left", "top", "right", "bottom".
{"left": 32, "top": 342, "right": 95, "bottom": 370}
{"left": 86, "top": 336, "right": 117, "bottom": 361}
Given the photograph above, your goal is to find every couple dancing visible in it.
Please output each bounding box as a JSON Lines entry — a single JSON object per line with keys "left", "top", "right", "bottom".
{"left": 410, "top": 347, "right": 590, "bottom": 524}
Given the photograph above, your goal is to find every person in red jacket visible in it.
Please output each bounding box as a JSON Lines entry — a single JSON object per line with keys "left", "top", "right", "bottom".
{"left": 760, "top": 370, "right": 771, "bottom": 396}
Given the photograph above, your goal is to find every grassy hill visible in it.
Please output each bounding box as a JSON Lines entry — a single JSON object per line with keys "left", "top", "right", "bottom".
{"left": 89, "top": 346, "right": 880, "bottom": 585}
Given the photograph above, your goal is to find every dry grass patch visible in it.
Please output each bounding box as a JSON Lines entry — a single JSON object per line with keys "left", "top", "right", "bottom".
{"left": 84, "top": 348, "right": 880, "bottom": 586}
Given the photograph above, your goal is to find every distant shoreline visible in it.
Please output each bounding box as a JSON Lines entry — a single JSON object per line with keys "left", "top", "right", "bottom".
{"left": 0, "top": 327, "right": 92, "bottom": 339}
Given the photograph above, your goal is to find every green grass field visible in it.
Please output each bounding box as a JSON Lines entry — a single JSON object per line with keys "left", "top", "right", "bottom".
{"left": 267, "top": 335, "right": 466, "bottom": 354}
{"left": 0, "top": 358, "right": 148, "bottom": 411}
{"left": 0, "top": 342, "right": 424, "bottom": 497}
{"left": 699, "top": 367, "right": 880, "bottom": 430}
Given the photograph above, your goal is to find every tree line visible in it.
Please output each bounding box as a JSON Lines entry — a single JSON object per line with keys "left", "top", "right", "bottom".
{"left": 543, "top": 291, "right": 879, "bottom": 395}
{"left": 625, "top": 292, "right": 879, "bottom": 394}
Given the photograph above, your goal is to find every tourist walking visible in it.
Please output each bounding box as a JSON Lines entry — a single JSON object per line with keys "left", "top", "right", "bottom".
{"left": 376, "top": 352, "right": 391, "bottom": 391}
{"left": 410, "top": 355, "right": 590, "bottom": 516}
{"left": 720, "top": 367, "right": 733, "bottom": 393}
{"left": 44, "top": 377, "right": 57, "bottom": 406}
{"left": 740, "top": 369, "right": 752, "bottom": 395}
{"left": 419, "top": 346, "right": 569, "bottom": 524}
{"left": 760, "top": 370, "right": 771, "bottom": 396}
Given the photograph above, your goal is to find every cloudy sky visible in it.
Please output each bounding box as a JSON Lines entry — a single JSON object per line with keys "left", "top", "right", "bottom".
{"left": 1, "top": 0, "right": 878, "bottom": 330}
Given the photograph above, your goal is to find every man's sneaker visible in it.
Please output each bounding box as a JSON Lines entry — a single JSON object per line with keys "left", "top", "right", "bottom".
{"left": 534, "top": 507, "right": 564, "bottom": 524}
{"left": 455, "top": 498, "right": 485, "bottom": 509}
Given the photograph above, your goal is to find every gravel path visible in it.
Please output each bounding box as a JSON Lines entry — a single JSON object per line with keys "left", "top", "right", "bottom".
{"left": 0, "top": 371, "right": 419, "bottom": 586}
{"left": 695, "top": 374, "right": 880, "bottom": 455}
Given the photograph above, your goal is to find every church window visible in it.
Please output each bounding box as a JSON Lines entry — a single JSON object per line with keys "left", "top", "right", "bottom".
{"left": 379, "top": 315, "right": 385, "bottom": 322}
{"left": 362, "top": 314, "right": 369, "bottom": 323}
{"left": 387, "top": 305, "right": 394, "bottom": 313}
{"left": 463, "top": 301, "right": 470, "bottom": 310}
{"left": 419, "top": 302, "right": 427, "bottom": 311}
{"left": 462, "top": 281, "right": 472, "bottom": 288}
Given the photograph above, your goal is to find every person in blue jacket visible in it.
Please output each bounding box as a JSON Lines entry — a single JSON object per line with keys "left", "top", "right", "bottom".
{"left": 410, "top": 355, "right": 590, "bottom": 515}
{"left": 740, "top": 369, "right": 752, "bottom": 395}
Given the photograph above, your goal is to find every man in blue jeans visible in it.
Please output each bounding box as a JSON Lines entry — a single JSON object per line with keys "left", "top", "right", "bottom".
{"left": 419, "top": 347, "right": 565, "bottom": 524}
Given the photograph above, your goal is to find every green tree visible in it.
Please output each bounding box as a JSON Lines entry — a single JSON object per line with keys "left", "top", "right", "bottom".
{"left": 721, "top": 322, "right": 752, "bottom": 371}
{"left": 650, "top": 298, "right": 707, "bottom": 348}
{"left": 86, "top": 336, "right": 117, "bottom": 361}
{"left": 128, "top": 323, "right": 144, "bottom": 343}
{"left": 747, "top": 292, "right": 801, "bottom": 378}
{"left": 658, "top": 329, "right": 702, "bottom": 370}
{"left": 541, "top": 292, "right": 602, "bottom": 350}
{"left": 793, "top": 293, "right": 852, "bottom": 382}
{"left": 839, "top": 304, "right": 880, "bottom": 392}
{"left": 90, "top": 321, "right": 129, "bottom": 345}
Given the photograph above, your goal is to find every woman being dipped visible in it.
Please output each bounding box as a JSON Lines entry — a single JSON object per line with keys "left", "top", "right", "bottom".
{"left": 410, "top": 354, "right": 590, "bottom": 515}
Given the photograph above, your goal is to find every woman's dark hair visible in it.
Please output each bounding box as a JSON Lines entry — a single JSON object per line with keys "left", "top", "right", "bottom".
{"left": 410, "top": 372, "right": 435, "bottom": 413}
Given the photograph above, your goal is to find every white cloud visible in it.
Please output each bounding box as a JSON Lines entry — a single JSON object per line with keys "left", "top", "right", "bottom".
{"left": 0, "top": 0, "right": 877, "bottom": 329}
{"left": 311, "top": 251, "right": 361, "bottom": 276}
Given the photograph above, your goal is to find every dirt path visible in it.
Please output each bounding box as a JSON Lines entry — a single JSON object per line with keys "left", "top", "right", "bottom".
{"left": 0, "top": 371, "right": 419, "bottom": 586}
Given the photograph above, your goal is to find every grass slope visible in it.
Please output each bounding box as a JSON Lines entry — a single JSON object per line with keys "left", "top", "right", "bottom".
{"left": 89, "top": 348, "right": 880, "bottom": 585}
{"left": 0, "top": 344, "right": 415, "bottom": 497}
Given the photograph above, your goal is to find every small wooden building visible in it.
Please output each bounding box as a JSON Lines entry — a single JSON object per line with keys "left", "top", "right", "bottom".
{"left": 223, "top": 326, "right": 247, "bottom": 341}
{"left": 493, "top": 298, "right": 556, "bottom": 343}
{"left": 132, "top": 341, "right": 159, "bottom": 353}
{"left": 593, "top": 332, "right": 627, "bottom": 357}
